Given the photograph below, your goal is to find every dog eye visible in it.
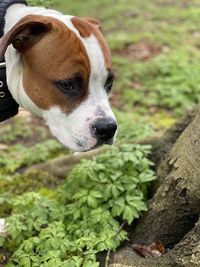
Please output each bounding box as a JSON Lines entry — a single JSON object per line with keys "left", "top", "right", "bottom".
{"left": 56, "top": 80, "right": 73, "bottom": 91}
{"left": 61, "top": 81, "right": 73, "bottom": 91}
{"left": 105, "top": 73, "right": 114, "bottom": 93}
{"left": 55, "top": 75, "right": 84, "bottom": 98}
{"left": 55, "top": 80, "right": 78, "bottom": 97}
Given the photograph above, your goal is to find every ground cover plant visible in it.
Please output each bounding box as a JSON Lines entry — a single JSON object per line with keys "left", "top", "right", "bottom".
{"left": 0, "top": 145, "right": 155, "bottom": 266}
{"left": 2, "top": 0, "right": 200, "bottom": 266}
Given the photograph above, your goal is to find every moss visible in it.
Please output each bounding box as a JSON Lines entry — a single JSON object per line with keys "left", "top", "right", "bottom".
{"left": 0, "top": 172, "right": 59, "bottom": 195}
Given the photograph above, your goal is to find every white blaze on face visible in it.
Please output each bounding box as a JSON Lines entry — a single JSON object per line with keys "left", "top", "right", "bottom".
{"left": 44, "top": 18, "right": 116, "bottom": 151}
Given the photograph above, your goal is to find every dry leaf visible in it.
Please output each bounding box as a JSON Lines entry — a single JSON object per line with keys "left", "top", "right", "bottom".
{"left": 131, "top": 240, "right": 165, "bottom": 258}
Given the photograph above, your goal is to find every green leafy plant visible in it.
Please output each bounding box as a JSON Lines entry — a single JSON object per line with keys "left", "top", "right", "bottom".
{"left": 114, "top": 110, "right": 154, "bottom": 141}
{"left": 114, "top": 47, "right": 200, "bottom": 117}
{"left": 1, "top": 144, "right": 156, "bottom": 266}
{"left": 0, "top": 118, "right": 32, "bottom": 143}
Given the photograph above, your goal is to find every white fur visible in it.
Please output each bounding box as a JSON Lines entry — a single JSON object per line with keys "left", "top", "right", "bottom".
{"left": 4, "top": 4, "right": 116, "bottom": 151}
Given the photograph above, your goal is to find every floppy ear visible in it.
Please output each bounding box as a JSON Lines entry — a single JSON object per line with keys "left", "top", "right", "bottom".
{"left": 0, "top": 14, "right": 52, "bottom": 61}
{"left": 72, "top": 17, "right": 103, "bottom": 38}
{"left": 83, "top": 17, "right": 102, "bottom": 31}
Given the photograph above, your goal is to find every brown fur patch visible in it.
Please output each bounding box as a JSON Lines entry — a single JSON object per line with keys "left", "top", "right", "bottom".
{"left": 71, "top": 17, "right": 112, "bottom": 69}
{"left": 21, "top": 16, "right": 91, "bottom": 113}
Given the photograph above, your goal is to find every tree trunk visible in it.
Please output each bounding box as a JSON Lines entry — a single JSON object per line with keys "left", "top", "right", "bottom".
{"left": 107, "top": 105, "right": 200, "bottom": 267}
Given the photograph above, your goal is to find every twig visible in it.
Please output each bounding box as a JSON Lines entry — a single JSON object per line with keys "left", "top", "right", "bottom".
{"left": 105, "top": 221, "right": 126, "bottom": 267}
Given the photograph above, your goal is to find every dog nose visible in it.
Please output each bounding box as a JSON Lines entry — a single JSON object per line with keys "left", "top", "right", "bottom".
{"left": 91, "top": 118, "right": 117, "bottom": 142}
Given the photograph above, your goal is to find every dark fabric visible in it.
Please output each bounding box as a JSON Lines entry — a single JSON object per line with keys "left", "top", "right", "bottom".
{"left": 0, "top": 66, "right": 19, "bottom": 122}
{"left": 0, "top": 0, "right": 27, "bottom": 122}
{"left": 0, "top": 0, "right": 27, "bottom": 37}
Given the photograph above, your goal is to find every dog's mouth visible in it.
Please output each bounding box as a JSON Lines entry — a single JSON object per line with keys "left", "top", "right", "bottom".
{"left": 75, "top": 137, "right": 115, "bottom": 152}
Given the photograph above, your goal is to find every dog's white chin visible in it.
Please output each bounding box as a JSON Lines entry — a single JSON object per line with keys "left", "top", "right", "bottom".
{"left": 56, "top": 134, "right": 98, "bottom": 152}
{"left": 47, "top": 122, "right": 98, "bottom": 152}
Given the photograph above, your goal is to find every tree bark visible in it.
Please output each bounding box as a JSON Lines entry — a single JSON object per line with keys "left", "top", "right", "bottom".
{"left": 109, "top": 216, "right": 200, "bottom": 267}
{"left": 108, "top": 105, "right": 200, "bottom": 267}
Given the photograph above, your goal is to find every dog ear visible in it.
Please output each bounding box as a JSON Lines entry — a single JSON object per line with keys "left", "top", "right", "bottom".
{"left": 83, "top": 17, "right": 102, "bottom": 31}
{"left": 72, "top": 17, "right": 103, "bottom": 38}
{"left": 0, "top": 15, "right": 52, "bottom": 61}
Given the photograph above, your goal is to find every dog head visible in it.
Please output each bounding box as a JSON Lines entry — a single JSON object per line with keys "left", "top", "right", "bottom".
{"left": 0, "top": 14, "right": 117, "bottom": 151}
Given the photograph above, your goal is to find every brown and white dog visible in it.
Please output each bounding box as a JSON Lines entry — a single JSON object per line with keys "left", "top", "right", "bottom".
{"left": 0, "top": 3, "right": 117, "bottom": 151}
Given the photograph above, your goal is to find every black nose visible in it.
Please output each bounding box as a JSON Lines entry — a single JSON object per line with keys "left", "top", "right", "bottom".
{"left": 91, "top": 118, "right": 117, "bottom": 142}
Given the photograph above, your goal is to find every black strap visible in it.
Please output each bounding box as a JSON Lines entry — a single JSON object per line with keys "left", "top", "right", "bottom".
{"left": 0, "top": 0, "right": 27, "bottom": 37}
{"left": 0, "top": 65, "right": 19, "bottom": 122}
{"left": 0, "top": 0, "right": 27, "bottom": 122}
